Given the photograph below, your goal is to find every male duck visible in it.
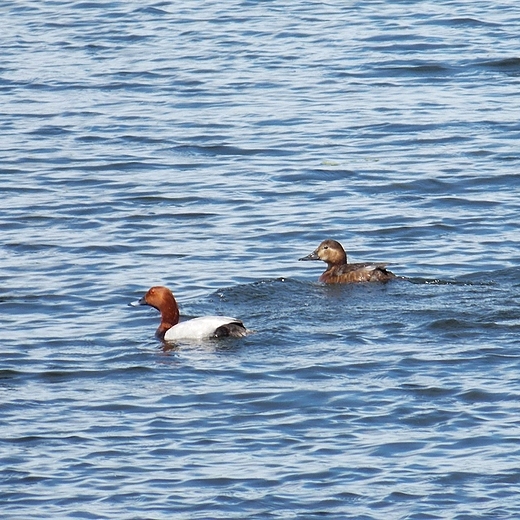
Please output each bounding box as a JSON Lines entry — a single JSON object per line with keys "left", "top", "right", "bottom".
{"left": 299, "top": 239, "right": 396, "bottom": 283}
{"left": 131, "top": 286, "right": 248, "bottom": 342}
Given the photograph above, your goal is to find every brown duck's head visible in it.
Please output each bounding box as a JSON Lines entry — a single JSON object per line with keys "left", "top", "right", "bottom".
{"left": 299, "top": 239, "right": 347, "bottom": 267}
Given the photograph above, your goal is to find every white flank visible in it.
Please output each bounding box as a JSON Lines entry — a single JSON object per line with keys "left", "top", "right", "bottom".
{"left": 163, "top": 316, "right": 243, "bottom": 341}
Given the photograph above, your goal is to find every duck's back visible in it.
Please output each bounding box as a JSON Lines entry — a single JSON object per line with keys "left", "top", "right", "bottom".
{"left": 320, "top": 262, "right": 395, "bottom": 284}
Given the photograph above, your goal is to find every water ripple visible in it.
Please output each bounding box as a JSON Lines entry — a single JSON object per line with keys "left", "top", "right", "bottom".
{"left": 2, "top": 0, "right": 520, "bottom": 518}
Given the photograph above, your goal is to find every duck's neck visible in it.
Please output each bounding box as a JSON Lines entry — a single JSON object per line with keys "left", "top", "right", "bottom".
{"left": 327, "top": 252, "right": 347, "bottom": 268}
{"left": 155, "top": 299, "right": 180, "bottom": 339}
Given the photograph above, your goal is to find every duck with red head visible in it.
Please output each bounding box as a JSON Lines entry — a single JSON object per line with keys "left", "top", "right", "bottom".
{"left": 131, "top": 286, "right": 248, "bottom": 342}
{"left": 299, "top": 239, "right": 396, "bottom": 283}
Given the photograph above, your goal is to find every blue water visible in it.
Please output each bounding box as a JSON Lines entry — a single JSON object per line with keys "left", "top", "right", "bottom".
{"left": 2, "top": 1, "right": 520, "bottom": 518}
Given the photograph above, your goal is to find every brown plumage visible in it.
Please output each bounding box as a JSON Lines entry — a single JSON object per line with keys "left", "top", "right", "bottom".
{"left": 299, "top": 239, "right": 396, "bottom": 284}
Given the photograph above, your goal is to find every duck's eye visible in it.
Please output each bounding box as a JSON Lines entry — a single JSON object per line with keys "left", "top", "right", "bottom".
{"left": 323, "top": 246, "right": 328, "bottom": 250}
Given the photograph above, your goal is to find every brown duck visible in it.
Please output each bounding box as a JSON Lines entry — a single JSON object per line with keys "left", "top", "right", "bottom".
{"left": 299, "top": 239, "right": 396, "bottom": 283}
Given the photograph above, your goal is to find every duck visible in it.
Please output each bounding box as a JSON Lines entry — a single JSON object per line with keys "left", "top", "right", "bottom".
{"left": 299, "top": 239, "right": 396, "bottom": 283}
{"left": 130, "top": 286, "right": 248, "bottom": 342}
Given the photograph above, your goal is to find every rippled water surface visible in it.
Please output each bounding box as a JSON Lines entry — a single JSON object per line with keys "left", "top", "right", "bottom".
{"left": 2, "top": 1, "right": 520, "bottom": 518}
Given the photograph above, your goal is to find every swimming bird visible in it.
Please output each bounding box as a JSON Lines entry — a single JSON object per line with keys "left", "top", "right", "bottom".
{"left": 130, "top": 286, "right": 248, "bottom": 342}
{"left": 299, "top": 239, "right": 396, "bottom": 283}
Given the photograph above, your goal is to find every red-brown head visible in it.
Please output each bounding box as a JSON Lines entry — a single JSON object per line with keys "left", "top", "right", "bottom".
{"left": 132, "top": 286, "right": 180, "bottom": 339}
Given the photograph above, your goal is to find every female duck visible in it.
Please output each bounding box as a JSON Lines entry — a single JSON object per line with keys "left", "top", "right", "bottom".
{"left": 131, "top": 286, "right": 248, "bottom": 342}
{"left": 299, "top": 239, "right": 396, "bottom": 283}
